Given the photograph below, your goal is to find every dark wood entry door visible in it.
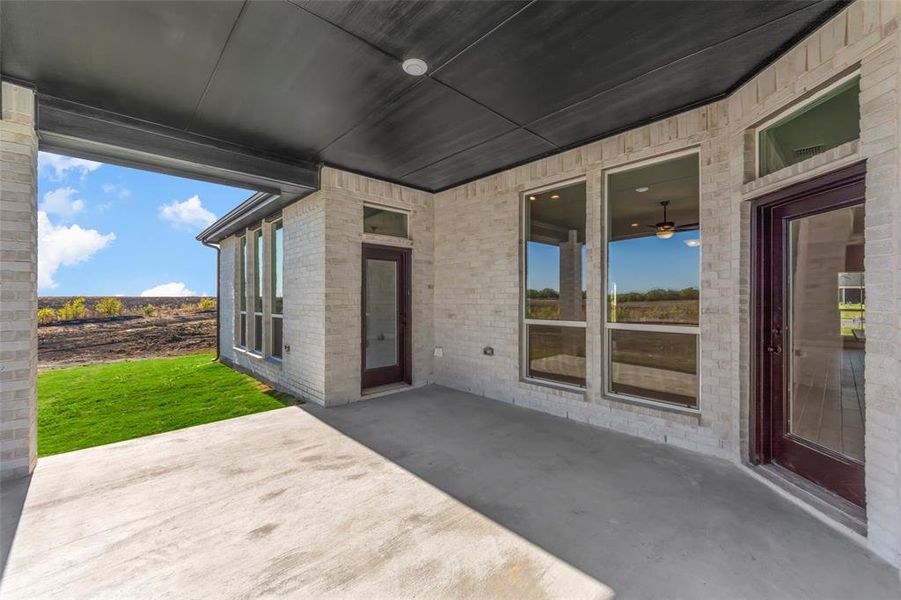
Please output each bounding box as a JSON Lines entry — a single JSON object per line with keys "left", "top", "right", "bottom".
{"left": 753, "top": 162, "right": 867, "bottom": 507}
{"left": 361, "top": 244, "right": 411, "bottom": 389}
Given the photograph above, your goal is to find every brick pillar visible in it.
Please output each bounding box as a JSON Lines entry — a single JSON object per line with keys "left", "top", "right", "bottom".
{"left": 0, "top": 82, "right": 38, "bottom": 481}
{"left": 558, "top": 229, "right": 582, "bottom": 321}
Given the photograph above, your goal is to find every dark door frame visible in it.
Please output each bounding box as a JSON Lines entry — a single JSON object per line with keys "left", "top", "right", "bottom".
{"left": 361, "top": 244, "right": 412, "bottom": 390}
{"left": 750, "top": 160, "right": 867, "bottom": 506}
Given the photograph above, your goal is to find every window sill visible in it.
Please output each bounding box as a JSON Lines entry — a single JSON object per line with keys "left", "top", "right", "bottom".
{"left": 602, "top": 391, "right": 701, "bottom": 418}
{"left": 521, "top": 376, "right": 587, "bottom": 399}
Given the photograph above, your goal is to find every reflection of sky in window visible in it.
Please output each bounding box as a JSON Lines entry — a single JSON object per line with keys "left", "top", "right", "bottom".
{"left": 608, "top": 230, "right": 699, "bottom": 294}
{"left": 526, "top": 242, "right": 587, "bottom": 291}
{"left": 274, "top": 226, "right": 284, "bottom": 298}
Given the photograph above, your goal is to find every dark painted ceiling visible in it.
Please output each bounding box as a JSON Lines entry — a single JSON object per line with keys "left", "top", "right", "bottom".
{"left": 1, "top": 0, "right": 847, "bottom": 192}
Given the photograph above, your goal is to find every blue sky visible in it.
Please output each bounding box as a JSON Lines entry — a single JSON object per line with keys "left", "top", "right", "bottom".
{"left": 527, "top": 230, "right": 699, "bottom": 293}
{"left": 37, "top": 152, "right": 249, "bottom": 297}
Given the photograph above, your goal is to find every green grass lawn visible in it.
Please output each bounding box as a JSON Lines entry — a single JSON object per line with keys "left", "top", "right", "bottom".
{"left": 38, "top": 353, "right": 293, "bottom": 456}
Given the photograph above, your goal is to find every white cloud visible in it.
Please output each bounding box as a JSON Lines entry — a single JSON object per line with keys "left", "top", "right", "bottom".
{"left": 140, "top": 282, "right": 197, "bottom": 297}
{"left": 38, "top": 152, "right": 102, "bottom": 180}
{"left": 158, "top": 195, "right": 216, "bottom": 230}
{"left": 38, "top": 211, "right": 116, "bottom": 289}
{"left": 102, "top": 183, "right": 131, "bottom": 199}
{"left": 40, "top": 187, "right": 84, "bottom": 218}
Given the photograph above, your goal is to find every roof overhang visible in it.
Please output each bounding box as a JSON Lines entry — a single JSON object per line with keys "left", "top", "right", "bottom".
{"left": 196, "top": 191, "right": 306, "bottom": 245}
{"left": 37, "top": 94, "right": 320, "bottom": 195}
{"left": 2, "top": 0, "right": 848, "bottom": 193}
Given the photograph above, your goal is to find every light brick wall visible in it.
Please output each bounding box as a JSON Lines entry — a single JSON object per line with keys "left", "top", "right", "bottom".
{"left": 321, "top": 167, "right": 434, "bottom": 404}
{"left": 0, "top": 82, "right": 38, "bottom": 481}
{"left": 213, "top": 0, "right": 901, "bottom": 566}
{"left": 218, "top": 168, "right": 434, "bottom": 407}
{"left": 431, "top": 0, "right": 901, "bottom": 567}
{"left": 219, "top": 192, "right": 327, "bottom": 404}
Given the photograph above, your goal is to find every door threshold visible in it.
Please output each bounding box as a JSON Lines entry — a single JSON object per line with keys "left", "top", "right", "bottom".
{"left": 361, "top": 382, "right": 412, "bottom": 398}
{"left": 753, "top": 463, "right": 866, "bottom": 536}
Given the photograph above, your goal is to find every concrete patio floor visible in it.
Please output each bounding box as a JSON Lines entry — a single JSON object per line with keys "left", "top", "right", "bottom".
{"left": 1, "top": 385, "right": 898, "bottom": 599}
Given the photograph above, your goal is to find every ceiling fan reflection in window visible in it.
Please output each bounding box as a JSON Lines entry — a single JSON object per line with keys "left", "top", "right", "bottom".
{"left": 648, "top": 201, "right": 698, "bottom": 239}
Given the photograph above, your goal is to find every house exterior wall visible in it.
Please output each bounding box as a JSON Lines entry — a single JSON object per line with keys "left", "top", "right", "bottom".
{"left": 219, "top": 192, "right": 327, "bottom": 404}
{"left": 213, "top": 0, "right": 900, "bottom": 567}
{"left": 320, "top": 167, "right": 435, "bottom": 404}
{"left": 218, "top": 167, "right": 435, "bottom": 406}
{"left": 431, "top": 0, "right": 901, "bottom": 566}
{"left": 0, "top": 82, "right": 38, "bottom": 481}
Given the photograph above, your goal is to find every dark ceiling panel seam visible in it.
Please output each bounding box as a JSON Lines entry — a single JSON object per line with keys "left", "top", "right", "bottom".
{"left": 397, "top": 125, "right": 530, "bottom": 180}
{"left": 289, "top": 0, "right": 557, "bottom": 155}
{"left": 429, "top": 0, "right": 537, "bottom": 75}
{"left": 428, "top": 77, "right": 559, "bottom": 147}
{"left": 184, "top": 0, "right": 249, "bottom": 133}
{"left": 312, "top": 76, "right": 429, "bottom": 154}
{"left": 721, "top": 0, "right": 850, "bottom": 100}
{"left": 518, "top": 1, "right": 840, "bottom": 131}
{"left": 285, "top": 0, "right": 403, "bottom": 62}
{"left": 281, "top": 0, "right": 430, "bottom": 155}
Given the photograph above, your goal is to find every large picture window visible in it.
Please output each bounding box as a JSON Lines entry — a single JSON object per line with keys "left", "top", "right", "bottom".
{"left": 523, "top": 180, "right": 586, "bottom": 387}
{"left": 270, "top": 220, "right": 284, "bottom": 359}
{"left": 605, "top": 153, "right": 700, "bottom": 408}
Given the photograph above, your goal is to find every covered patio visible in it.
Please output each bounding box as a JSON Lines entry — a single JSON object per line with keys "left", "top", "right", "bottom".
{"left": 2, "top": 386, "right": 897, "bottom": 599}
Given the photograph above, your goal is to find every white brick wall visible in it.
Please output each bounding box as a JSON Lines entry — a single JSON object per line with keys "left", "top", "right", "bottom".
{"left": 430, "top": 0, "right": 901, "bottom": 567}
{"left": 0, "top": 82, "right": 38, "bottom": 481}
{"left": 219, "top": 193, "right": 327, "bottom": 404}
{"left": 219, "top": 168, "right": 434, "bottom": 406}
{"left": 215, "top": 1, "right": 901, "bottom": 567}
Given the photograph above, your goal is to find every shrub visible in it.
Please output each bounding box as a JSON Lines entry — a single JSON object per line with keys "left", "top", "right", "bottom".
{"left": 141, "top": 304, "right": 158, "bottom": 317}
{"left": 57, "top": 297, "right": 86, "bottom": 321}
{"left": 37, "top": 308, "right": 58, "bottom": 325}
{"left": 94, "top": 297, "right": 123, "bottom": 317}
{"left": 197, "top": 297, "right": 216, "bottom": 312}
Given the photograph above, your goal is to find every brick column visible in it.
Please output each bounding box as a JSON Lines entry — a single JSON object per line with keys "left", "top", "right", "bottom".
{"left": 0, "top": 82, "right": 38, "bottom": 481}
{"left": 558, "top": 230, "right": 582, "bottom": 321}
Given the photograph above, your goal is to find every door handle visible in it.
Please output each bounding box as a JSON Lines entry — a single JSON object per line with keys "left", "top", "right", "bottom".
{"left": 767, "top": 345, "right": 782, "bottom": 354}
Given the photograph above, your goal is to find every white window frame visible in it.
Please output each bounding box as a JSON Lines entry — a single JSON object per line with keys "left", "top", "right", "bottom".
{"left": 250, "top": 226, "right": 264, "bottom": 355}
{"left": 236, "top": 234, "right": 248, "bottom": 349}
{"left": 270, "top": 219, "right": 284, "bottom": 361}
{"left": 520, "top": 176, "right": 588, "bottom": 392}
{"left": 602, "top": 149, "right": 702, "bottom": 413}
{"left": 754, "top": 70, "right": 861, "bottom": 179}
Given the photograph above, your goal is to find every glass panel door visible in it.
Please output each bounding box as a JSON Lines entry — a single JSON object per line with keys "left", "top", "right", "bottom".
{"left": 361, "top": 245, "right": 410, "bottom": 389}
{"left": 787, "top": 206, "right": 865, "bottom": 462}
{"left": 754, "top": 162, "right": 867, "bottom": 508}
{"left": 365, "top": 258, "right": 398, "bottom": 370}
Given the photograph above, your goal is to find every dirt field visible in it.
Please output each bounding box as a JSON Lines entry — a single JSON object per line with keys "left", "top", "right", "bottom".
{"left": 39, "top": 298, "right": 216, "bottom": 369}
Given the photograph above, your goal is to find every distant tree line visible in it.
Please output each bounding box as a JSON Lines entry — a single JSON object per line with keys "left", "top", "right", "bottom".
{"left": 527, "top": 287, "right": 699, "bottom": 302}
{"left": 526, "top": 288, "right": 588, "bottom": 300}
{"left": 610, "top": 287, "right": 699, "bottom": 302}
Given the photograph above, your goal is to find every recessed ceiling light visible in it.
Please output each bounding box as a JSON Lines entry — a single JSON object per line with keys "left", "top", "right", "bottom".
{"left": 635, "top": 186, "right": 649, "bottom": 193}
{"left": 402, "top": 58, "right": 428, "bottom": 76}
{"left": 684, "top": 239, "right": 701, "bottom": 247}
{"left": 528, "top": 195, "right": 536, "bottom": 201}
{"left": 550, "top": 194, "right": 560, "bottom": 200}
{"left": 630, "top": 222, "right": 640, "bottom": 227}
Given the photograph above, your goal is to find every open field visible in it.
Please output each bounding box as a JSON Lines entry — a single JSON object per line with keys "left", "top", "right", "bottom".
{"left": 38, "top": 297, "right": 216, "bottom": 368}
{"left": 37, "top": 353, "right": 294, "bottom": 456}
